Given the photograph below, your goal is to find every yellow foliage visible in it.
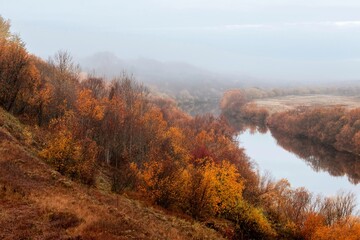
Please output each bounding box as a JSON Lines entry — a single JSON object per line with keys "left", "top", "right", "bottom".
{"left": 179, "top": 159, "right": 245, "bottom": 218}
{"left": 40, "top": 113, "right": 98, "bottom": 184}
{"left": 76, "top": 89, "right": 104, "bottom": 121}
{"left": 235, "top": 201, "right": 278, "bottom": 239}
{"left": 39, "top": 127, "right": 80, "bottom": 175}
{"left": 141, "top": 106, "right": 167, "bottom": 157}
{"left": 163, "top": 127, "right": 191, "bottom": 162}
{"left": 137, "top": 155, "right": 246, "bottom": 218}
{"left": 203, "top": 160, "right": 244, "bottom": 215}
{"left": 137, "top": 159, "right": 188, "bottom": 207}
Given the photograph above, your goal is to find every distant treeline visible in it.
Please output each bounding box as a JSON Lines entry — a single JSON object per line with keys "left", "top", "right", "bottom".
{"left": 220, "top": 89, "right": 269, "bottom": 127}
{"left": 234, "top": 85, "right": 360, "bottom": 100}
{"left": 268, "top": 106, "right": 360, "bottom": 156}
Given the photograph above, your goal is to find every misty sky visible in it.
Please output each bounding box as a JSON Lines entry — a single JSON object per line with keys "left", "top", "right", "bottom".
{"left": 1, "top": 0, "right": 360, "bottom": 81}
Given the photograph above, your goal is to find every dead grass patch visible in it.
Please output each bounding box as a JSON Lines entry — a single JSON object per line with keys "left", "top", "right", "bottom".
{"left": 252, "top": 95, "right": 360, "bottom": 114}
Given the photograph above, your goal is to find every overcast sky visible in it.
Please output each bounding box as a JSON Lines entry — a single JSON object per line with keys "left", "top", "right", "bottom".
{"left": 1, "top": 0, "right": 360, "bottom": 81}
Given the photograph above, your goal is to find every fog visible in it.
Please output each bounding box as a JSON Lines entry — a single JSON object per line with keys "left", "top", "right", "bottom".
{"left": 2, "top": 0, "right": 360, "bottom": 82}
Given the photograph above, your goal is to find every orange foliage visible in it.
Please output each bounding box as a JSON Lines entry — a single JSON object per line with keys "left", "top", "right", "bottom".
{"left": 268, "top": 106, "right": 360, "bottom": 155}
{"left": 76, "top": 89, "right": 104, "bottom": 121}
{"left": 302, "top": 213, "right": 326, "bottom": 240}
{"left": 220, "top": 90, "right": 248, "bottom": 114}
{"left": 0, "top": 38, "right": 40, "bottom": 115}
{"left": 40, "top": 112, "right": 98, "bottom": 184}
{"left": 310, "top": 218, "right": 360, "bottom": 240}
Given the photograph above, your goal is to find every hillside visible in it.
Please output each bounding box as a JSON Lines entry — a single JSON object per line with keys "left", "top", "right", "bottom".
{"left": 2, "top": 15, "right": 360, "bottom": 239}
{"left": 0, "top": 107, "right": 223, "bottom": 240}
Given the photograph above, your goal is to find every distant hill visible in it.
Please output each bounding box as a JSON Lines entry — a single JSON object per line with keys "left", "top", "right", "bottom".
{"left": 80, "top": 52, "right": 258, "bottom": 115}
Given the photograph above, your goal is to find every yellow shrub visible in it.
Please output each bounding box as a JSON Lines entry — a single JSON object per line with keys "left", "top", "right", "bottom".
{"left": 40, "top": 114, "right": 98, "bottom": 184}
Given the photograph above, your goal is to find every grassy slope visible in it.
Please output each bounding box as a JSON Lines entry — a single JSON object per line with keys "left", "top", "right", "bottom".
{"left": 0, "top": 108, "right": 224, "bottom": 240}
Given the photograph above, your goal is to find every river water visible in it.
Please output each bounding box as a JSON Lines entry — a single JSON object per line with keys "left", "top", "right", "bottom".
{"left": 237, "top": 128, "right": 360, "bottom": 207}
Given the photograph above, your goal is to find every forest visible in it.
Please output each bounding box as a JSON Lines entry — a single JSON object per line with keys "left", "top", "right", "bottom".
{"left": 1, "top": 15, "right": 360, "bottom": 239}
{"left": 268, "top": 107, "right": 360, "bottom": 156}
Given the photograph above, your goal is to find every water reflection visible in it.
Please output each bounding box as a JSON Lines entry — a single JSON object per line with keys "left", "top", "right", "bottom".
{"left": 229, "top": 120, "right": 268, "bottom": 135}
{"left": 229, "top": 115, "right": 360, "bottom": 185}
{"left": 237, "top": 128, "right": 360, "bottom": 208}
{"left": 270, "top": 129, "right": 360, "bottom": 185}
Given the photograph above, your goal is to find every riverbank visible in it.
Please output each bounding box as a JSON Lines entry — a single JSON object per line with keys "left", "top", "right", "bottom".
{"left": 238, "top": 128, "right": 360, "bottom": 211}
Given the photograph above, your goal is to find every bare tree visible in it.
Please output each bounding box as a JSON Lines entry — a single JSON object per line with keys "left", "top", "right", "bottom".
{"left": 319, "top": 191, "right": 357, "bottom": 225}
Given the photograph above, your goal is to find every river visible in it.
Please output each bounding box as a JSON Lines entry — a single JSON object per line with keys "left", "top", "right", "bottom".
{"left": 238, "top": 128, "right": 360, "bottom": 208}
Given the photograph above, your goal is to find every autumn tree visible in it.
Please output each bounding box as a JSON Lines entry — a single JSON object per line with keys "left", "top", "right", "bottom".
{"left": 135, "top": 125, "right": 191, "bottom": 206}
{"left": 0, "top": 16, "right": 40, "bottom": 116}
{"left": 0, "top": 15, "right": 21, "bottom": 43}
{"left": 188, "top": 160, "right": 245, "bottom": 218}
{"left": 268, "top": 106, "right": 360, "bottom": 155}
{"left": 31, "top": 57, "right": 56, "bottom": 126}
{"left": 46, "top": 50, "right": 80, "bottom": 118}
{"left": 220, "top": 89, "right": 248, "bottom": 117}
{"left": 317, "top": 191, "right": 357, "bottom": 226}
{"left": 40, "top": 111, "right": 99, "bottom": 184}
{"left": 151, "top": 96, "right": 191, "bottom": 127}
{"left": 98, "top": 75, "right": 146, "bottom": 167}
{"left": 80, "top": 76, "right": 107, "bottom": 100}
{"left": 309, "top": 217, "right": 360, "bottom": 240}
{"left": 75, "top": 89, "right": 104, "bottom": 136}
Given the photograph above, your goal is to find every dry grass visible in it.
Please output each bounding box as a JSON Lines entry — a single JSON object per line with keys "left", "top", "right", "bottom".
{"left": 252, "top": 94, "right": 360, "bottom": 114}
{"left": 0, "top": 108, "right": 224, "bottom": 240}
